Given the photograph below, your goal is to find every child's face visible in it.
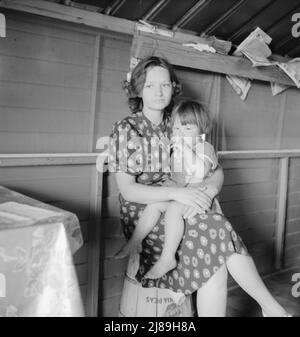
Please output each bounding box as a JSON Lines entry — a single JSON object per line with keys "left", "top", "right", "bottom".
{"left": 172, "top": 116, "right": 200, "bottom": 141}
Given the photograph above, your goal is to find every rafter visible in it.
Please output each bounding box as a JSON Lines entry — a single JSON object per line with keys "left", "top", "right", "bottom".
{"left": 104, "top": 0, "right": 126, "bottom": 16}
{"left": 172, "top": 0, "right": 213, "bottom": 31}
{"left": 229, "top": 0, "right": 281, "bottom": 41}
{"left": 287, "top": 43, "right": 300, "bottom": 57}
{"left": 265, "top": 3, "right": 300, "bottom": 36}
{"left": 273, "top": 34, "right": 295, "bottom": 54}
{"left": 142, "top": 0, "right": 170, "bottom": 21}
{"left": 203, "top": 0, "right": 249, "bottom": 35}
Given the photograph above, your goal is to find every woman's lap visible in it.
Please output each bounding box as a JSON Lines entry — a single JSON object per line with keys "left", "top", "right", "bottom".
{"left": 120, "top": 197, "right": 249, "bottom": 295}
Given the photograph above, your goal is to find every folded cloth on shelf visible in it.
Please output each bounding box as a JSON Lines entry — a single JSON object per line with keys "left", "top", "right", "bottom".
{"left": 270, "top": 82, "right": 290, "bottom": 96}
{"left": 234, "top": 27, "right": 275, "bottom": 67}
{"left": 226, "top": 75, "right": 251, "bottom": 101}
{"left": 276, "top": 58, "right": 300, "bottom": 88}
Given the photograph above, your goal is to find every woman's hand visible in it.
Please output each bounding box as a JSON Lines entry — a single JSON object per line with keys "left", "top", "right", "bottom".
{"left": 171, "top": 187, "right": 212, "bottom": 213}
{"left": 183, "top": 205, "right": 204, "bottom": 219}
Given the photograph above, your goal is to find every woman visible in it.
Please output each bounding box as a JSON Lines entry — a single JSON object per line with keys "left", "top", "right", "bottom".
{"left": 108, "top": 56, "right": 290, "bottom": 317}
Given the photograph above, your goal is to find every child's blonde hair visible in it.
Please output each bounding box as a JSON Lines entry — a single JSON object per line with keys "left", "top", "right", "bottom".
{"left": 171, "top": 99, "right": 211, "bottom": 135}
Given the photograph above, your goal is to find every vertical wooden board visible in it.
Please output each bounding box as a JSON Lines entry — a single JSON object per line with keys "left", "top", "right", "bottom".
{"left": 75, "top": 263, "right": 88, "bottom": 285}
{"left": 95, "top": 91, "right": 130, "bottom": 137}
{"left": 102, "top": 295, "right": 122, "bottom": 317}
{"left": 103, "top": 258, "right": 128, "bottom": 279}
{"left": 285, "top": 232, "right": 300, "bottom": 248}
{"left": 289, "top": 160, "right": 300, "bottom": 180}
{"left": 104, "top": 237, "right": 127, "bottom": 259}
{"left": 287, "top": 192, "right": 300, "bottom": 207}
{"left": 288, "top": 179, "right": 300, "bottom": 193}
{"left": 281, "top": 89, "right": 300, "bottom": 149}
{"left": 80, "top": 221, "right": 90, "bottom": 242}
{"left": 287, "top": 206, "right": 300, "bottom": 221}
{"left": 286, "top": 218, "right": 300, "bottom": 235}
{"left": 284, "top": 245, "right": 300, "bottom": 266}
{"left": 102, "top": 276, "right": 125, "bottom": 299}
{"left": 97, "top": 68, "right": 127, "bottom": 94}
{"left": 102, "top": 173, "right": 120, "bottom": 199}
{"left": 99, "top": 36, "right": 132, "bottom": 71}
{"left": 80, "top": 285, "right": 87, "bottom": 316}
{"left": 102, "top": 217, "right": 123, "bottom": 238}
{"left": 94, "top": 35, "right": 132, "bottom": 142}
{"left": 74, "top": 242, "right": 89, "bottom": 265}
{"left": 102, "top": 194, "right": 122, "bottom": 218}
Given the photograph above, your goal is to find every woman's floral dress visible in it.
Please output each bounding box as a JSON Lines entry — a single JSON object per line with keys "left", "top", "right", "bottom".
{"left": 108, "top": 111, "right": 248, "bottom": 295}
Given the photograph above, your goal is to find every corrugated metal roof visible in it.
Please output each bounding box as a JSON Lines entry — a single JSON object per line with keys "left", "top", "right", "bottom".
{"left": 52, "top": 0, "right": 300, "bottom": 58}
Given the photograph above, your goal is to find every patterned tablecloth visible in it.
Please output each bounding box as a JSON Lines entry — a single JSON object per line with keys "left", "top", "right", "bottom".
{"left": 0, "top": 186, "right": 85, "bottom": 317}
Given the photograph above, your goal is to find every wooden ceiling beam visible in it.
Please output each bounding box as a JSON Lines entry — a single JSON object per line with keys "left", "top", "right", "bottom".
{"left": 142, "top": 0, "right": 170, "bottom": 21}
{"left": 0, "top": 0, "right": 135, "bottom": 35}
{"left": 131, "top": 33, "right": 296, "bottom": 86}
{"left": 203, "top": 0, "right": 249, "bottom": 35}
{"left": 172, "top": 0, "right": 213, "bottom": 31}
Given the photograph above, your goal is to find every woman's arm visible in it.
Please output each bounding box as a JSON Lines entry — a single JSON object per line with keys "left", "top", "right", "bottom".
{"left": 115, "top": 172, "right": 211, "bottom": 211}
{"left": 202, "top": 164, "right": 224, "bottom": 200}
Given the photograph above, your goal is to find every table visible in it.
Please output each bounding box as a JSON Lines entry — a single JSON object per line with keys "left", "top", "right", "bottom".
{"left": 0, "top": 186, "right": 85, "bottom": 317}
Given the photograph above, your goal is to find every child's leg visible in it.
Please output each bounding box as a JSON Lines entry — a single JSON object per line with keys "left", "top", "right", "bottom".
{"left": 115, "top": 202, "right": 169, "bottom": 259}
{"left": 145, "top": 201, "right": 185, "bottom": 279}
{"left": 226, "top": 253, "right": 291, "bottom": 316}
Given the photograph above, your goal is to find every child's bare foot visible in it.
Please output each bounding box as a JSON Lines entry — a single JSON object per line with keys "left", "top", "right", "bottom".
{"left": 144, "top": 255, "right": 177, "bottom": 279}
{"left": 114, "top": 239, "right": 142, "bottom": 259}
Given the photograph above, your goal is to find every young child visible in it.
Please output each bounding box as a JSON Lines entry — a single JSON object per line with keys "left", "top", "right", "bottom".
{"left": 116, "top": 99, "right": 218, "bottom": 279}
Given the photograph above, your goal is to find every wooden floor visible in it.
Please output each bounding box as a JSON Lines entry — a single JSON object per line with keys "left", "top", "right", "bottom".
{"left": 227, "top": 266, "right": 300, "bottom": 317}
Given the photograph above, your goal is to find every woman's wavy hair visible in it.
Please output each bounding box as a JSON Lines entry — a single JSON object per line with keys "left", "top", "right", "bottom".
{"left": 122, "top": 56, "right": 182, "bottom": 117}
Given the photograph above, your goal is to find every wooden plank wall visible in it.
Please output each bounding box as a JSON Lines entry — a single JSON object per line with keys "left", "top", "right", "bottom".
{"left": 94, "top": 34, "right": 133, "bottom": 317}
{"left": 0, "top": 12, "right": 97, "bottom": 153}
{"left": 0, "top": 12, "right": 99, "bottom": 314}
{"left": 285, "top": 158, "right": 300, "bottom": 267}
{"left": 220, "top": 158, "right": 279, "bottom": 280}
{"left": 0, "top": 10, "right": 299, "bottom": 317}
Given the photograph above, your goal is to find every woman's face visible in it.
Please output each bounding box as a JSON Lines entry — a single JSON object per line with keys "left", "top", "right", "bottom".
{"left": 141, "top": 66, "right": 173, "bottom": 114}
